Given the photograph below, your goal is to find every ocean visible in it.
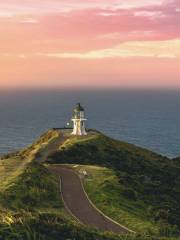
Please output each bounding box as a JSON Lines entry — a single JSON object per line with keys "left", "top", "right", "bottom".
{"left": 0, "top": 89, "right": 180, "bottom": 158}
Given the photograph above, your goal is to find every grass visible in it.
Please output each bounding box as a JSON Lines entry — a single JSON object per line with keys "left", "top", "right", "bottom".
{"left": 0, "top": 211, "right": 148, "bottom": 240}
{"left": 79, "top": 165, "right": 158, "bottom": 233}
{"left": 48, "top": 131, "right": 180, "bottom": 237}
{"left": 0, "top": 161, "right": 122, "bottom": 240}
{"left": 59, "top": 133, "right": 97, "bottom": 150}
{"left": 0, "top": 161, "right": 63, "bottom": 212}
{"left": 0, "top": 156, "right": 33, "bottom": 192}
{"left": 1, "top": 129, "right": 180, "bottom": 239}
{"left": 0, "top": 154, "right": 137, "bottom": 240}
{"left": 0, "top": 129, "right": 59, "bottom": 191}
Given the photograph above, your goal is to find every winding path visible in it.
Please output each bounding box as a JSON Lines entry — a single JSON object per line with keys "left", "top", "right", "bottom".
{"left": 39, "top": 130, "right": 130, "bottom": 234}
{"left": 50, "top": 166, "right": 130, "bottom": 234}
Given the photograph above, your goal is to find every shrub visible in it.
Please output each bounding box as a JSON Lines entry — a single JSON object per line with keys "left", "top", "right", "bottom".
{"left": 122, "top": 188, "right": 137, "bottom": 201}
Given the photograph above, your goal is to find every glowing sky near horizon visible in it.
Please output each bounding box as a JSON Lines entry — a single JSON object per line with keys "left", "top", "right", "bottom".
{"left": 0, "top": 0, "right": 180, "bottom": 89}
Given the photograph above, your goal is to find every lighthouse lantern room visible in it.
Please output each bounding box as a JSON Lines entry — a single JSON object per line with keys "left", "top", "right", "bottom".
{"left": 71, "top": 103, "right": 87, "bottom": 136}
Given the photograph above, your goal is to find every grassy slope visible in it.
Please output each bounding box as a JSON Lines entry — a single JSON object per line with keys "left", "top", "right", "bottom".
{"left": 173, "top": 157, "right": 180, "bottom": 166}
{"left": 0, "top": 161, "right": 63, "bottom": 211}
{"left": 48, "top": 131, "right": 180, "bottom": 237}
{"left": 0, "top": 161, "right": 122, "bottom": 240}
{"left": 0, "top": 160, "right": 177, "bottom": 240}
{"left": 0, "top": 129, "right": 59, "bottom": 191}
{"left": 1, "top": 129, "right": 180, "bottom": 239}
{"left": 80, "top": 165, "right": 158, "bottom": 233}
{"left": 0, "top": 130, "right": 132, "bottom": 240}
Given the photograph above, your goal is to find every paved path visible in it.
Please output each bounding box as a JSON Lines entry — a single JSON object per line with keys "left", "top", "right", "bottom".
{"left": 38, "top": 133, "right": 68, "bottom": 163}
{"left": 50, "top": 166, "right": 130, "bottom": 234}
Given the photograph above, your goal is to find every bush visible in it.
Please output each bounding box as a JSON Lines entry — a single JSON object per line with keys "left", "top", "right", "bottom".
{"left": 122, "top": 188, "right": 137, "bottom": 201}
{"left": 0, "top": 161, "right": 62, "bottom": 210}
{"left": 158, "top": 221, "right": 180, "bottom": 237}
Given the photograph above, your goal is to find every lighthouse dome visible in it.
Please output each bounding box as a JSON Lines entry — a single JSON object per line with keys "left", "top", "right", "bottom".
{"left": 74, "top": 103, "right": 84, "bottom": 112}
{"left": 73, "top": 103, "right": 85, "bottom": 119}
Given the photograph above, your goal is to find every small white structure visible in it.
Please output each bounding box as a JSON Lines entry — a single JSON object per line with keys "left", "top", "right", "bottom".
{"left": 71, "top": 103, "right": 87, "bottom": 136}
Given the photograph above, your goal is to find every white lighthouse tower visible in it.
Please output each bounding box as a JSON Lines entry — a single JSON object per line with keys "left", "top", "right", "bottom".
{"left": 71, "top": 103, "right": 87, "bottom": 136}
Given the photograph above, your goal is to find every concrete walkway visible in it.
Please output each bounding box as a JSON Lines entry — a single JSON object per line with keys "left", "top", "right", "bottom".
{"left": 50, "top": 166, "right": 130, "bottom": 234}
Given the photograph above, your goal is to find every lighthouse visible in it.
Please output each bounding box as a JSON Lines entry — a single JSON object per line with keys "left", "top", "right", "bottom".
{"left": 71, "top": 103, "right": 87, "bottom": 136}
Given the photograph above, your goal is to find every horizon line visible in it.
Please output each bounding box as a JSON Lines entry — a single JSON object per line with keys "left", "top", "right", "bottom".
{"left": 1, "top": 86, "right": 180, "bottom": 92}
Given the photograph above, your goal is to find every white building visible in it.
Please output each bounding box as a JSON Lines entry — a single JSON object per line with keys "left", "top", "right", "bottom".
{"left": 71, "top": 103, "right": 87, "bottom": 136}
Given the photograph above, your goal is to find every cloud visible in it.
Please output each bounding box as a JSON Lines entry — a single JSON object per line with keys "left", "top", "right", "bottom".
{"left": 97, "top": 31, "right": 154, "bottom": 39}
{"left": 0, "top": 53, "right": 26, "bottom": 58}
{"left": 20, "top": 18, "right": 39, "bottom": 24}
{"left": 0, "top": 12, "right": 14, "bottom": 18}
{"left": 0, "top": 0, "right": 169, "bottom": 15}
{"left": 97, "top": 12, "right": 119, "bottom": 16}
{"left": 0, "top": 0, "right": 180, "bottom": 55}
{"left": 2, "top": 39, "right": 179, "bottom": 60}
{"left": 107, "top": 0, "right": 165, "bottom": 10}
{"left": 133, "top": 10, "right": 165, "bottom": 18}
{"left": 37, "top": 39, "right": 180, "bottom": 59}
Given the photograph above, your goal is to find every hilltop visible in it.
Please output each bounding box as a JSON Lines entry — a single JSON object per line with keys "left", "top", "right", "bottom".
{"left": 46, "top": 130, "right": 180, "bottom": 233}
{"left": 0, "top": 129, "right": 180, "bottom": 240}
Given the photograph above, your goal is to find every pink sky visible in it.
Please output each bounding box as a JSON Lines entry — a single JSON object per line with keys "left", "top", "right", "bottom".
{"left": 0, "top": 0, "right": 180, "bottom": 89}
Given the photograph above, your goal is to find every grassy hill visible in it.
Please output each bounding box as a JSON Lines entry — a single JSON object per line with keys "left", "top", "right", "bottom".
{"left": 0, "top": 161, "right": 122, "bottom": 240}
{"left": 0, "top": 129, "right": 59, "bottom": 191}
{"left": 47, "top": 131, "right": 180, "bottom": 237}
{"left": 173, "top": 157, "right": 180, "bottom": 166}
{"left": 0, "top": 129, "right": 180, "bottom": 239}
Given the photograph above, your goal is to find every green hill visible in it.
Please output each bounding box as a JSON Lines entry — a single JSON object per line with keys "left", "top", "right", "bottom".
{"left": 0, "top": 129, "right": 180, "bottom": 240}
{"left": 173, "top": 157, "right": 180, "bottom": 166}
{"left": 0, "top": 161, "right": 120, "bottom": 240}
{"left": 47, "top": 131, "right": 180, "bottom": 236}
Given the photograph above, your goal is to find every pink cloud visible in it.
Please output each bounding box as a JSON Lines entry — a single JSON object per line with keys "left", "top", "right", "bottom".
{"left": 0, "top": 0, "right": 180, "bottom": 89}
{"left": 1, "top": 2, "right": 179, "bottom": 54}
{"left": 0, "top": 0, "right": 166, "bottom": 15}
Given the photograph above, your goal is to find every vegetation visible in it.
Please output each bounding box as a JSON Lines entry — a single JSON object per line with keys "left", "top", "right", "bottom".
{"left": 0, "top": 161, "right": 63, "bottom": 211}
{"left": 0, "top": 212, "right": 118, "bottom": 240}
{"left": 47, "top": 132, "right": 180, "bottom": 237}
{"left": 1, "top": 129, "right": 180, "bottom": 239}
{"left": 2, "top": 211, "right": 174, "bottom": 240}
{"left": 173, "top": 157, "right": 180, "bottom": 166}
{"left": 0, "top": 152, "right": 152, "bottom": 240}
{"left": 80, "top": 165, "right": 158, "bottom": 233}
{"left": 0, "top": 161, "right": 120, "bottom": 240}
{"left": 0, "top": 129, "right": 59, "bottom": 191}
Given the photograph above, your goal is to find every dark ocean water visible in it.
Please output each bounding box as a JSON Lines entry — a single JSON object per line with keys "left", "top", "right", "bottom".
{"left": 0, "top": 89, "right": 180, "bottom": 158}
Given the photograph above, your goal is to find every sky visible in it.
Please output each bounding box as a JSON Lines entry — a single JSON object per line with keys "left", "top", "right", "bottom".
{"left": 0, "top": 0, "right": 180, "bottom": 89}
